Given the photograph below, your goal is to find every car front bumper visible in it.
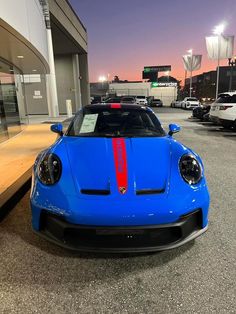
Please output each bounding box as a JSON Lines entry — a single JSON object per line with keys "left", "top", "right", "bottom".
{"left": 219, "top": 118, "right": 235, "bottom": 128}
{"left": 35, "top": 208, "right": 207, "bottom": 253}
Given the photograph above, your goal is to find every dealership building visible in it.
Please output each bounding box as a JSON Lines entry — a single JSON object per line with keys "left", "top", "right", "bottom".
{"left": 0, "top": 0, "right": 89, "bottom": 143}
{"left": 109, "top": 81, "right": 178, "bottom": 106}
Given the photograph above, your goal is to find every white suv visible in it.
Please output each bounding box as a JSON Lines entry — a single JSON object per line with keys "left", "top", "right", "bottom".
{"left": 209, "top": 92, "right": 236, "bottom": 129}
{"left": 135, "top": 96, "right": 148, "bottom": 105}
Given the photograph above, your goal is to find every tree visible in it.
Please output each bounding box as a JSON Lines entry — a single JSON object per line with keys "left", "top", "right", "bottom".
{"left": 113, "top": 75, "right": 120, "bottom": 82}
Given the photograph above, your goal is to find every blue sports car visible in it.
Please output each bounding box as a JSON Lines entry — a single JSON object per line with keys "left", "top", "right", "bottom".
{"left": 30, "top": 104, "right": 210, "bottom": 252}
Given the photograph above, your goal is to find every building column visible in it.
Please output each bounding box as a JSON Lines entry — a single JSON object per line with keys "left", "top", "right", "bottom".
{"left": 72, "top": 54, "right": 82, "bottom": 111}
{"left": 46, "top": 28, "right": 59, "bottom": 117}
{"left": 79, "top": 53, "right": 90, "bottom": 105}
{"left": 40, "top": 0, "right": 59, "bottom": 117}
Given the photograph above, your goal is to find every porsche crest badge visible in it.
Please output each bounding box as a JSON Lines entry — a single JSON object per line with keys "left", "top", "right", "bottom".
{"left": 119, "top": 186, "right": 127, "bottom": 194}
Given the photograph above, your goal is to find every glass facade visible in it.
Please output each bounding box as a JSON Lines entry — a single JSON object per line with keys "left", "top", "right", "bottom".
{"left": 0, "top": 59, "right": 28, "bottom": 143}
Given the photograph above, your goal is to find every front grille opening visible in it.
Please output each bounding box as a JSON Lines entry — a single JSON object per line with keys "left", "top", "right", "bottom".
{"left": 39, "top": 209, "right": 203, "bottom": 250}
{"left": 63, "top": 226, "right": 181, "bottom": 248}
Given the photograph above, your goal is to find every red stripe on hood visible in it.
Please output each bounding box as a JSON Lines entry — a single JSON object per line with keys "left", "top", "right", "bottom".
{"left": 112, "top": 138, "right": 128, "bottom": 194}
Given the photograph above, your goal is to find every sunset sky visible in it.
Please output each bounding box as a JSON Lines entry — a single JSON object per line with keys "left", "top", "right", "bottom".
{"left": 69, "top": 0, "right": 236, "bottom": 84}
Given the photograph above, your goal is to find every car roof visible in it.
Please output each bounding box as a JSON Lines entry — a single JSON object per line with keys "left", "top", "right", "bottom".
{"left": 218, "top": 91, "right": 236, "bottom": 96}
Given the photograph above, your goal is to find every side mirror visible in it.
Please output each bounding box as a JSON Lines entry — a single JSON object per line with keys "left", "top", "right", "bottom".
{"left": 51, "top": 123, "right": 63, "bottom": 136}
{"left": 168, "top": 123, "right": 181, "bottom": 136}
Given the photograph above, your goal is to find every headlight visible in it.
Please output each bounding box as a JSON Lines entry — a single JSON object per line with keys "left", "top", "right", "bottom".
{"left": 37, "top": 153, "right": 62, "bottom": 185}
{"left": 179, "top": 155, "right": 202, "bottom": 185}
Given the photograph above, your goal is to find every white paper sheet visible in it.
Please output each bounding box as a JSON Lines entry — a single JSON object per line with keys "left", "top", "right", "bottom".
{"left": 80, "top": 114, "right": 98, "bottom": 133}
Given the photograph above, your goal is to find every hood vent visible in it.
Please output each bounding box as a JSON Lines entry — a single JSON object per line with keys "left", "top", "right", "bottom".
{"left": 136, "top": 188, "right": 165, "bottom": 196}
{"left": 81, "top": 189, "right": 110, "bottom": 195}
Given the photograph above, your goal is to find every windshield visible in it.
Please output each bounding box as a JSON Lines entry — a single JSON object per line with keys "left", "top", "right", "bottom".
{"left": 136, "top": 96, "right": 146, "bottom": 99}
{"left": 67, "top": 107, "right": 165, "bottom": 138}
{"left": 121, "top": 97, "right": 135, "bottom": 102}
{"left": 187, "top": 98, "right": 198, "bottom": 101}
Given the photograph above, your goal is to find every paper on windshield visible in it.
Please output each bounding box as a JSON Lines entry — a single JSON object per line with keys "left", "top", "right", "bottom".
{"left": 80, "top": 114, "right": 98, "bottom": 133}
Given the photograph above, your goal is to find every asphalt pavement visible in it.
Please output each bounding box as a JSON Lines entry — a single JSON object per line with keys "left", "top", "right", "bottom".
{"left": 0, "top": 107, "right": 235, "bottom": 314}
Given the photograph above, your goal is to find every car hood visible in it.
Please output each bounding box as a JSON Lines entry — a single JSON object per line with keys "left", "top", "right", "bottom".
{"left": 64, "top": 136, "right": 171, "bottom": 196}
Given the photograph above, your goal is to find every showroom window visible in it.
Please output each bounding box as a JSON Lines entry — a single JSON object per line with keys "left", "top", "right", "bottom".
{"left": 0, "top": 59, "right": 28, "bottom": 143}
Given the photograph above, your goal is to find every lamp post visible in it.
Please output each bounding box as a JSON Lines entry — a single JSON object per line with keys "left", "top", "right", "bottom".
{"left": 165, "top": 71, "right": 170, "bottom": 82}
{"left": 228, "top": 57, "right": 236, "bottom": 91}
{"left": 213, "top": 23, "right": 225, "bottom": 100}
{"left": 187, "top": 49, "right": 193, "bottom": 97}
{"left": 98, "top": 75, "right": 107, "bottom": 91}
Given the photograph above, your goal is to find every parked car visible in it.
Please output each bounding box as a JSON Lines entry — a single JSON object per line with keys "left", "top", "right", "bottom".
{"left": 170, "top": 100, "right": 177, "bottom": 107}
{"left": 151, "top": 98, "right": 163, "bottom": 107}
{"left": 31, "top": 103, "right": 210, "bottom": 252}
{"left": 121, "top": 96, "right": 136, "bottom": 104}
{"left": 91, "top": 96, "right": 102, "bottom": 104}
{"left": 203, "top": 113, "right": 210, "bottom": 122}
{"left": 172, "top": 100, "right": 183, "bottom": 108}
{"left": 181, "top": 97, "right": 201, "bottom": 109}
{"left": 209, "top": 102, "right": 219, "bottom": 124}
{"left": 135, "top": 95, "right": 148, "bottom": 105}
{"left": 147, "top": 96, "right": 154, "bottom": 106}
{"left": 192, "top": 105, "right": 211, "bottom": 120}
{"left": 102, "top": 97, "right": 122, "bottom": 103}
{"left": 209, "top": 92, "right": 236, "bottom": 129}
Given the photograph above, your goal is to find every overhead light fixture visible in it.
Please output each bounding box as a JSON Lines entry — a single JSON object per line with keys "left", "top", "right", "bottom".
{"left": 17, "top": 55, "right": 24, "bottom": 59}
{"left": 32, "top": 69, "right": 37, "bottom": 72}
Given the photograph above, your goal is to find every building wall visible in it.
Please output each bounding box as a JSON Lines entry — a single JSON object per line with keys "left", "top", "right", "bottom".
{"left": 79, "top": 53, "right": 90, "bottom": 105}
{"left": 0, "top": 0, "right": 48, "bottom": 64}
{"left": 0, "top": 0, "right": 89, "bottom": 120}
{"left": 54, "top": 55, "right": 76, "bottom": 114}
{"left": 184, "top": 66, "right": 236, "bottom": 99}
{"left": 24, "top": 75, "right": 48, "bottom": 115}
{"left": 109, "top": 82, "right": 177, "bottom": 106}
{"left": 48, "top": 0, "right": 87, "bottom": 52}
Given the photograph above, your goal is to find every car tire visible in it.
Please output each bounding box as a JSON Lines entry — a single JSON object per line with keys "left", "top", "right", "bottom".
{"left": 221, "top": 120, "right": 233, "bottom": 129}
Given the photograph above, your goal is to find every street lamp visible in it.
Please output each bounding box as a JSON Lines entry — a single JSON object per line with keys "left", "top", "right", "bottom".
{"left": 213, "top": 23, "right": 225, "bottom": 36}
{"left": 187, "top": 49, "right": 193, "bottom": 97}
{"left": 98, "top": 75, "right": 107, "bottom": 83}
{"left": 213, "top": 23, "right": 226, "bottom": 99}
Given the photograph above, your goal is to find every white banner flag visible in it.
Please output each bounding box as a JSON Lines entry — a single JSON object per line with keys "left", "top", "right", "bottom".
{"left": 206, "top": 35, "right": 234, "bottom": 60}
{"left": 182, "top": 55, "right": 202, "bottom": 72}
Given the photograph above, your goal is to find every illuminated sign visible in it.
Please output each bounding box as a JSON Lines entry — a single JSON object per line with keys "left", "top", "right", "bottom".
{"left": 144, "top": 65, "right": 171, "bottom": 73}
{"left": 151, "top": 82, "right": 177, "bottom": 88}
